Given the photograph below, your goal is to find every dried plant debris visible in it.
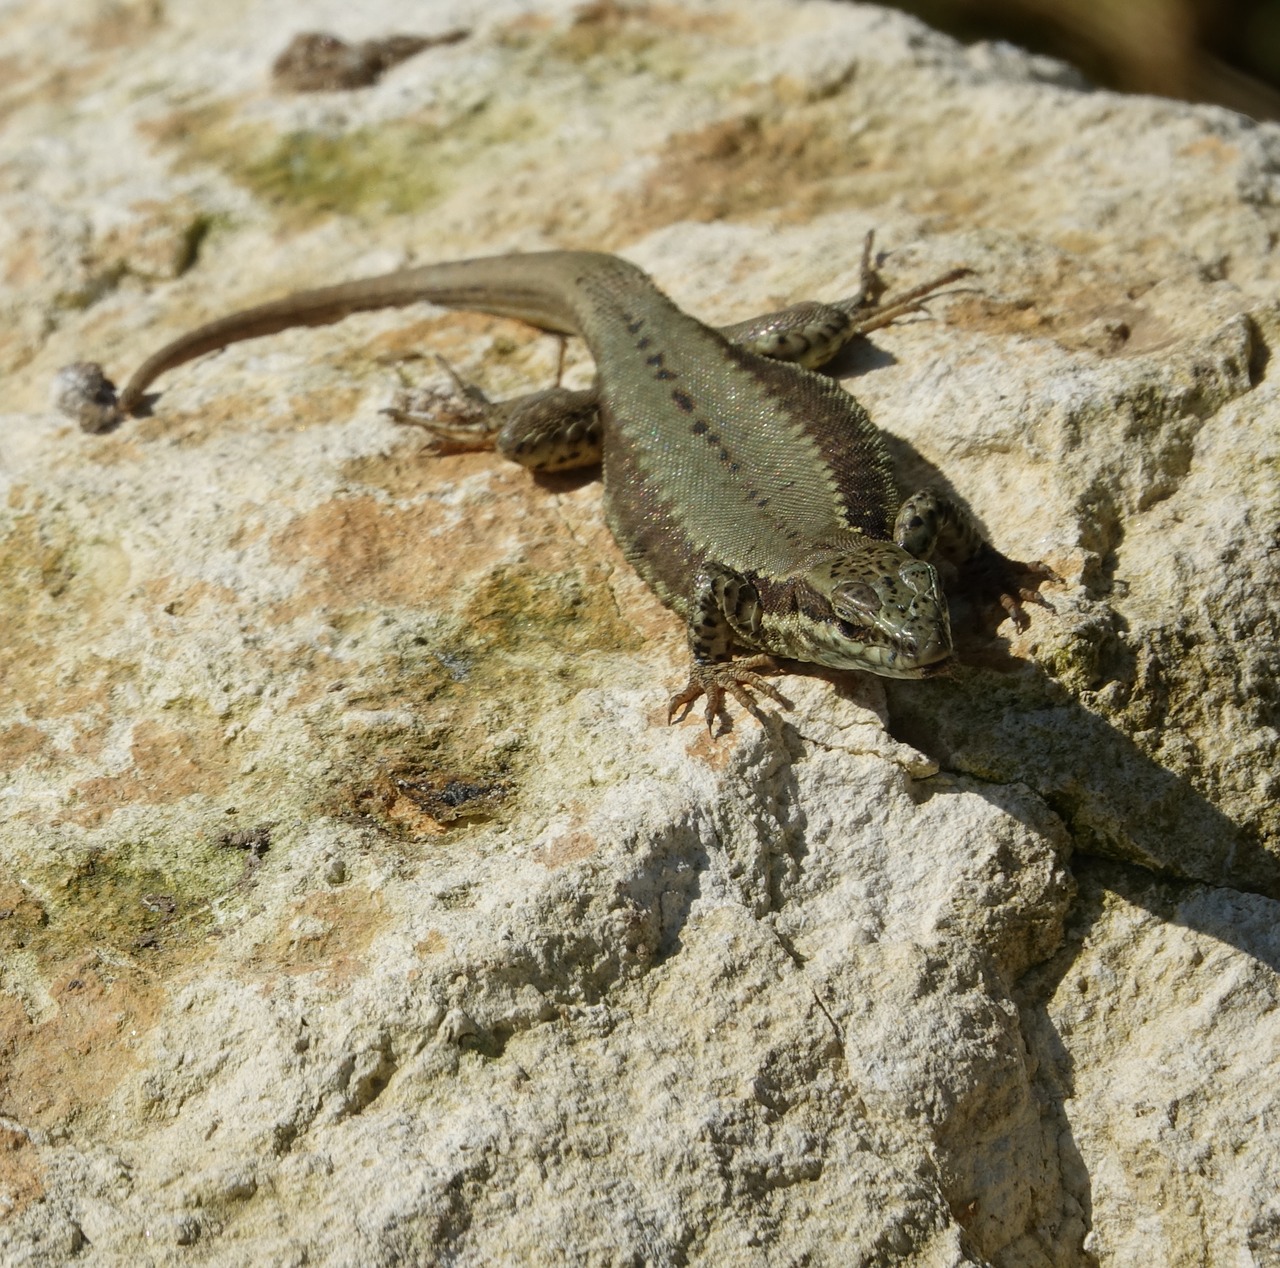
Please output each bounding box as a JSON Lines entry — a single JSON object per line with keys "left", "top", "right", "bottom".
{"left": 220, "top": 825, "right": 273, "bottom": 886}
{"left": 220, "top": 825, "right": 272, "bottom": 857}
{"left": 271, "top": 29, "right": 469, "bottom": 92}
{"left": 52, "top": 361, "right": 122, "bottom": 433}
{"left": 364, "top": 767, "right": 510, "bottom": 827}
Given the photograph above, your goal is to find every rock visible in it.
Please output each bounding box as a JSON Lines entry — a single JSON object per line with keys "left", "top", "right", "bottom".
{"left": 1019, "top": 861, "right": 1280, "bottom": 1267}
{"left": 0, "top": 0, "right": 1277, "bottom": 1264}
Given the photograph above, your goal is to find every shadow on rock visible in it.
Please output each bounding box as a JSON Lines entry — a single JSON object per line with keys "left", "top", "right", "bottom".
{"left": 883, "top": 664, "right": 1280, "bottom": 945}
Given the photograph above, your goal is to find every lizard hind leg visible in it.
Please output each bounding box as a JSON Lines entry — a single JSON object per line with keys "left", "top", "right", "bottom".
{"left": 386, "top": 358, "right": 603, "bottom": 473}
{"left": 493, "top": 386, "right": 603, "bottom": 472}
{"left": 718, "top": 230, "right": 970, "bottom": 371}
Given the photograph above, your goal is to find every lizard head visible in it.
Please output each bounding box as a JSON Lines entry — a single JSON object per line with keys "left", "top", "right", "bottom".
{"left": 791, "top": 540, "right": 953, "bottom": 678}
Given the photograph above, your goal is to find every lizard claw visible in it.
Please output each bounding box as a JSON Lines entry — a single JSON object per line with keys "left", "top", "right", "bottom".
{"left": 982, "top": 554, "right": 1060, "bottom": 632}
{"left": 380, "top": 356, "right": 501, "bottom": 451}
{"left": 667, "top": 656, "right": 787, "bottom": 736}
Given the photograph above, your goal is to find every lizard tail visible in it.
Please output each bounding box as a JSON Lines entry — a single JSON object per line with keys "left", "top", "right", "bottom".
{"left": 115, "top": 253, "right": 621, "bottom": 415}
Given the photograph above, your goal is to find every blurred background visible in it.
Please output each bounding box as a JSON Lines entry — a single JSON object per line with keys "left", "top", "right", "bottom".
{"left": 878, "top": 0, "right": 1280, "bottom": 119}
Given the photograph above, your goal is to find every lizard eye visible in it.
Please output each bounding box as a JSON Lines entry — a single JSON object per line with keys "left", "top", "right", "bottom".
{"left": 830, "top": 580, "right": 880, "bottom": 624}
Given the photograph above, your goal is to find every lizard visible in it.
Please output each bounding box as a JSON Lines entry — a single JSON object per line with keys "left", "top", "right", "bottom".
{"left": 61, "top": 235, "right": 1054, "bottom": 732}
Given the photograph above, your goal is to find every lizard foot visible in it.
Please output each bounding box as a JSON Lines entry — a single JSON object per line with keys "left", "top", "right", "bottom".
{"left": 380, "top": 357, "right": 501, "bottom": 452}
{"left": 841, "top": 229, "right": 972, "bottom": 338}
{"left": 970, "top": 547, "right": 1061, "bottom": 632}
{"left": 667, "top": 656, "right": 787, "bottom": 736}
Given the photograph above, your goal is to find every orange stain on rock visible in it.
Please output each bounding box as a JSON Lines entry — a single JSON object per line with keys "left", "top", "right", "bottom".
{"left": 0, "top": 1118, "right": 45, "bottom": 1218}
{"left": 247, "top": 888, "right": 388, "bottom": 988}
{"left": 0, "top": 722, "right": 51, "bottom": 766}
{"left": 537, "top": 829, "right": 599, "bottom": 868}
{"left": 67, "top": 718, "right": 236, "bottom": 827}
{"left": 268, "top": 457, "right": 566, "bottom": 621}
{"left": 0, "top": 955, "right": 165, "bottom": 1132}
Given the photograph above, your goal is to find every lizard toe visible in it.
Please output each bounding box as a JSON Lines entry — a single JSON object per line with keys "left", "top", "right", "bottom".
{"left": 667, "top": 657, "right": 787, "bottom": 736}
{"left": 971, "top": 547, "right": 1060, "bottom": 632}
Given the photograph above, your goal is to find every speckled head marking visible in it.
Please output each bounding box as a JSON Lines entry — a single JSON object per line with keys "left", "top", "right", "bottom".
{"left": 778, "top": 538, "right": 953, "bottom": 677}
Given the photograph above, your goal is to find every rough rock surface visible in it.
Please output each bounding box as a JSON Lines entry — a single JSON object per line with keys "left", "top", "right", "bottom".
{"left": 1, "top": 0, "right": 1277, "bottom": 1264}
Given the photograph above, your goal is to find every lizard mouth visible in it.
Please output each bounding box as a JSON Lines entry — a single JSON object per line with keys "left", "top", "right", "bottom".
{"left": 865, "top": 651, "right": 954, "bottom": 679}
{"left": 909, "top": 655, "right": 956, "bottom": 679}
{"left": 850, "top": 632, "right": 954, "bottom": 678}
{"left": 831, "top": 620, "right": 952, "bottom": 678}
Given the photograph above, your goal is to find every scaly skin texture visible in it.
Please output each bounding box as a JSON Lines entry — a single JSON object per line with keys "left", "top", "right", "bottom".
{"left": 75, "top": 243, "right": 1053, "bottom": 732}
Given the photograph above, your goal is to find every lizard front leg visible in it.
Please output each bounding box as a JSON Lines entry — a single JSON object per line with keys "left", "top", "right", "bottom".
{"left": 387, "top": 370, "right": 603, "bottom": 473}
{"left": 894, "top": 488, "right": 1058, "bottom": 629}
{"left": 667, "top": 565, "right": 786, "bottom": 734}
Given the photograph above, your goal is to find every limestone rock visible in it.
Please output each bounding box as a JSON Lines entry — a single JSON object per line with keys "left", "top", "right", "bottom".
{"left": 1, "top": 0, "right": 1277, "bottom": 1264}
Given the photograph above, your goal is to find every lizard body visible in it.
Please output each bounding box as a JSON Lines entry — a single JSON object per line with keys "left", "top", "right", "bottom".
{"left": 82, "top": 243, "right": 1051, "bottom": 730}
